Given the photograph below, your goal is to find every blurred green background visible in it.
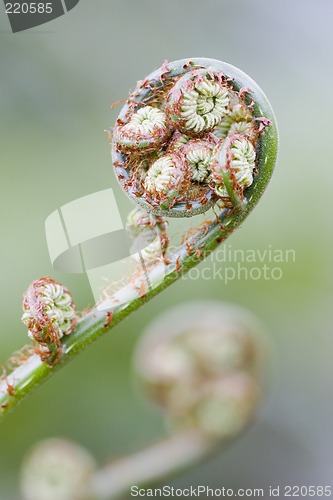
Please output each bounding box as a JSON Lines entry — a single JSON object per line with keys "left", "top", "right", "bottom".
{"left": 1, "top": 0, "right": 333, "bottom": 498}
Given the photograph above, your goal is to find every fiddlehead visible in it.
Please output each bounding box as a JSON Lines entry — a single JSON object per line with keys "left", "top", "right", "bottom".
{"left": 135, "top": 301, "right": 264, "bottom": 440}
{"left": 0, "top": 57, "right": 277, "bottom": 418}
{"left": 21, "top": 277, "right": 76, "bottom": 366}
{"left": 111, "top": 58, "right": 273, "bottom": 217}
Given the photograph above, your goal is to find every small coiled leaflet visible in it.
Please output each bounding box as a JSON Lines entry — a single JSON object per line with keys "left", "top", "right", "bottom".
{"left": 126, "top": 207, "right": 168, "bottom": 264}
{"left": 144, "top": 153, "right": 190, "bottom": 207}
{"left": 212, "top": 133, "right": 256, "bottom": 207}
{"left": 113, "top": 106, "right": 170, "bottom": 153}
{"left": 181, "top": 140, "right": 215, "bottom": 183}
{"left": 214, "top": 103, "right": 253, "bottom": 140}
{"left": 21, "top": 277, "right": 76, "bottom": 366}
{"left": 167, "top": 70, "right": 230, "bottom": 135}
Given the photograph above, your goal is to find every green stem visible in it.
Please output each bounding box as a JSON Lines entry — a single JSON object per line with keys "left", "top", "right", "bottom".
{"left": 89, "top": 429, "right": 213, "bottom": 499}
{"left": 0, "top": 200, "right": 262, "bottom": 417}
{"left": 0, "top": 209, "right": 234, "bottom": 417}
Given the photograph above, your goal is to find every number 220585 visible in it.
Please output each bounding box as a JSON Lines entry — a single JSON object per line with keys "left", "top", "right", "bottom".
{"left": 5, "top": 3, "right": 53, "bottom": 14}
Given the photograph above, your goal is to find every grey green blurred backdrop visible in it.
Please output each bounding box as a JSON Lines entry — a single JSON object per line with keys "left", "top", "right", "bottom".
{"left": 1, "top": 0, "right": 333, "bottom": 498}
